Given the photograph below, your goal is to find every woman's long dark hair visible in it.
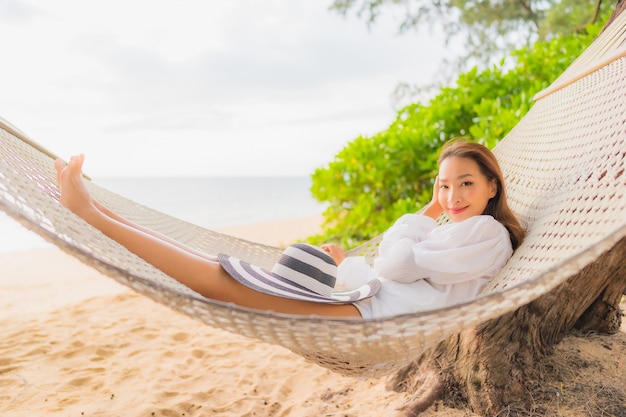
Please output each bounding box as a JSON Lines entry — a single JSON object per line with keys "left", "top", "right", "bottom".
{"left": 438, "top": 140, "right": 525, "bottom": 250}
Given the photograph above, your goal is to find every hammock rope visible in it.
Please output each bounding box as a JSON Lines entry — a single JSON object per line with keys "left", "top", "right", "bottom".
{"left": 1, "top": 12, "right": 625, "bottom": 377}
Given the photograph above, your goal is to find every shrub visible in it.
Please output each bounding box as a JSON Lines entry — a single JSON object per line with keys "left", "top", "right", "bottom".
{"left": 309, "top": 23, "right": 602, "bottom": 247}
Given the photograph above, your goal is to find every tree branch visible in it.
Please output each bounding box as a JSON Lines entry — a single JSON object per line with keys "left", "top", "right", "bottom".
{"left": 575, "top": 0, "right": 604, "bottom": 32}
{"left": 516, "top": 0, "right": 539, "bottom": 31}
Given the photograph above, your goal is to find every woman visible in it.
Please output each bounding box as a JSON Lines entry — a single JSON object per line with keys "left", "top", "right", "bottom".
{"left": 55, "top": 140, "right": 524, "bottom": 319}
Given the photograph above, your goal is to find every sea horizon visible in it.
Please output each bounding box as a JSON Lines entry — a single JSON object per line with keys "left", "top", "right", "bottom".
{"left": 0, "top": 176, "right": 326, "bottom": 253}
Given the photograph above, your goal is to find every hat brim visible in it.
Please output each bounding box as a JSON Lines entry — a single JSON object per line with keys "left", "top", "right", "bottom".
{"left": 218, "top": 254, "right": 380, "bottom": 304}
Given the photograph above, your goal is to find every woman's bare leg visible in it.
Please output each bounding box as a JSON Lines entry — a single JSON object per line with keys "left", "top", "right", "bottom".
{"left": 55, "top": 155, "right": 361, "bottom": 318}
{"left": 55, "top": 158, "right": 218, "bottom": 262}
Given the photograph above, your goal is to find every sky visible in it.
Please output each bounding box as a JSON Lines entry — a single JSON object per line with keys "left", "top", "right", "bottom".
{"left": 0, "top": 0, "right": 453, "bottom": 178}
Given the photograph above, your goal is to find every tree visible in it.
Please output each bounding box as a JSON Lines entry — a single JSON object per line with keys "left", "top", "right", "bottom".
{"left": 383, "top": 3, "right": 626, "bottom": 415}
{"left": 329, "top": 0, "right": 612, "bottom": 74}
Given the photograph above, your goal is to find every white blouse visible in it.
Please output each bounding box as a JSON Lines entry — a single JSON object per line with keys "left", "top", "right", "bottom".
{"left": 338, "top": 214, "right": 513, "bottom": 319}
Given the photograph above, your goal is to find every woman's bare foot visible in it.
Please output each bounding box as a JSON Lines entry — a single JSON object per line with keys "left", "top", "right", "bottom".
{"left": 54, "top": 154, "right": 98, "bottom": 220}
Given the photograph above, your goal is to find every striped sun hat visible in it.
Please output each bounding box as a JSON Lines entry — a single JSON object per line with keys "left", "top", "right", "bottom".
{"left": 218, "top": 243, "right": 380, "bottom": 303}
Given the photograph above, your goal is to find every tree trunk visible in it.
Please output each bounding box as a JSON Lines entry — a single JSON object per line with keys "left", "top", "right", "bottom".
{"left": 387, "top": 237, "right": 626, "bottom": 415}
{"left": 603, "top": 0, "right": 626, "bottom": 30}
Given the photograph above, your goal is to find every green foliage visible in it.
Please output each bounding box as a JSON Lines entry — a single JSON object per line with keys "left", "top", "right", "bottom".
{"left": 309, "top": 21, "right": 602, "bottom": 248}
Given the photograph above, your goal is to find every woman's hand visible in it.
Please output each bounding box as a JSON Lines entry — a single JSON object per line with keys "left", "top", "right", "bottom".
{"left": 423, "top": 176, "right": 444, "bottom": 220}
{"left": 321, "top": 243, "right": 346, "bottom": 265}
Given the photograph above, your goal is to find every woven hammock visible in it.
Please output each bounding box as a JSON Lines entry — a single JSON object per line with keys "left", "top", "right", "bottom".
{"left": 1, "top": 14, "right": 625, "bottom": 378}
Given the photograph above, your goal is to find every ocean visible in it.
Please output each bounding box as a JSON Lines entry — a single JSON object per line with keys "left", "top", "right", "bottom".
{"left": 0, "top": 176, "right": 325, "bottom": 253}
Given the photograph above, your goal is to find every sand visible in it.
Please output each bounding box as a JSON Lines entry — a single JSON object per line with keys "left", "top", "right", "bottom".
{"left": 1, "top": 215, "right": 624, "bottom": 416}
{"left": 0, "top": 215, "right": 412, "bottom": 417}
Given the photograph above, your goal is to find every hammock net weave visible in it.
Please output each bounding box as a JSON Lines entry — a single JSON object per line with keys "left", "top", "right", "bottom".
{"left": 1, "top": 12, "right": 625, "bottom": 377}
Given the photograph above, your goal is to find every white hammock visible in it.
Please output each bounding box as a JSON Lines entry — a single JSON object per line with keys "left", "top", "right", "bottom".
{"left": 1, "top": 12, "right": 625, "bottom": 378}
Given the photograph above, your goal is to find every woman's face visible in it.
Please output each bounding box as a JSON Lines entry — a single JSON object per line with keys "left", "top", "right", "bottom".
{"left": 437, "top": 156, "right": 497, "bottom": 222}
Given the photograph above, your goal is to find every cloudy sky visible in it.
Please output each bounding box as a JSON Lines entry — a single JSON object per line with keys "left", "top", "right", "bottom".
{"left": 0, "top": 0, "right": 453, "bottom": 178}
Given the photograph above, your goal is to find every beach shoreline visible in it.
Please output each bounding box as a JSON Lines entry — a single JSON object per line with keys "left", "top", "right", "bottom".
{"left": 0, "top": 214, "right": 325, "bottom": 321}
{"left": 215, "top": 214, "right": 325, "bottom": 247}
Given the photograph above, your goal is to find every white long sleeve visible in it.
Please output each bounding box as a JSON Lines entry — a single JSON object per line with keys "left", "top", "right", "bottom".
{"left": 339, "top": 214, "right": 513, "bottom": 319}
{"left": 375, "top": 214, "right": 511, "bottom": 285}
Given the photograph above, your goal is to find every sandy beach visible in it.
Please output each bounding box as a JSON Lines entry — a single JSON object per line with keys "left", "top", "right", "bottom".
{"left": 0, "top": 215, "right": 415, "bottom": 417}
{"left": 1, "top": 215, "right": 625, "bottom": 416}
